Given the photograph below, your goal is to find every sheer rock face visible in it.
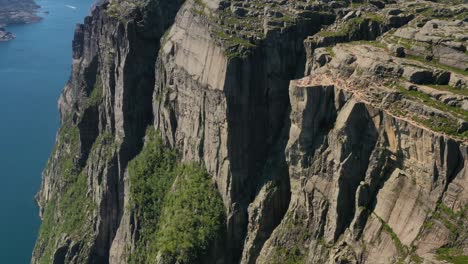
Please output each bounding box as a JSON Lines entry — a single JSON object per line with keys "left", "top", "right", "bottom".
{"left": 34, "top": 0, "right": 468, "bottom": 263}
{"left": 255, "top": 75, "right": 467, "bottom": 263}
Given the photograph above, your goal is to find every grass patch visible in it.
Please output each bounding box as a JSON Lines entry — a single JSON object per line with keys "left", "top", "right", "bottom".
{"left": 432, "top": 203, "right": 467, "bottom": 240}
{"left": 86, "top": 74, "right": 103, "bottom": 108}
{"left": 270, "top": 210, "right": 310, "bottom": 264}
{"left": 214, "top": 30, "right": 256, "bottom": 59}
{"left": 319, "top": 16, "right": 382, "bottom": 39}
{"left": 406, "top": 54, "right": 467, "bottom": 77}
{"left": 44, "top": 121, "right": 80, "bottom": 181}
{"left": 374, "top": 214, "right": 407, "bottom": 258}
{"left": 35, "top": 122, "right": 96, "bottom": 263}
{"left": 364, "top": 13, "right": 385, "bottom": 23}
{"left": 192, "top": 0, "right": 210, "bottom": 17}
{"left": 37, "top": 175, "right": 95, "bottom": 264}
{"left": 272, "top": 245, "right": 305, "bottom": 264}
{"left": 153, "top": 164, "right": 225, "bottom": 263}
{"left": 389, "top": 81, "right": 468, "bottom": 138}
{"left": 351, "top": 2, "right": 366, "bottom": 8}
{"left": 436, "top": 248, "right": 468, "bottom": 264}
{"left": 412, "top": 115, "right": 464, "bottom": 138}
{"left": 325, "top": 46, "right": 335, "bottom": 57}
{"left": 410, "top": 254, "right": 424, "bottom": 264}
{"left": 214, "top": 30, "right": 256, "bottom": 48}
{"left": 397, "top": 84, "right": 468, "bottom": 120}
{"left": 318, "top": 30, "right": 346, "bottom": 38}
{"left": 426, "top": 84, "right": 468, "bottom": 96}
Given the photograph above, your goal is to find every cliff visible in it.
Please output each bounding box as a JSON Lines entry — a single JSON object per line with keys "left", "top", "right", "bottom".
{"left": 33, "top": 0, "right": 468, "bottom": 263}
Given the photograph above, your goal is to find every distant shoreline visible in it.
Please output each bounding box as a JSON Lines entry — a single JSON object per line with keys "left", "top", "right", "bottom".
{"left": 0, "top": 0, "right": 42, "bottom": 41}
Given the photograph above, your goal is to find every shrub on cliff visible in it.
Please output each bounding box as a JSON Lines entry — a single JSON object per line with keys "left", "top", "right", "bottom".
{"left": 129, "top": 129, "right": 225, "bottom": 264}
{"left": 154, "top": 163, "right": 225, "bottom": 263}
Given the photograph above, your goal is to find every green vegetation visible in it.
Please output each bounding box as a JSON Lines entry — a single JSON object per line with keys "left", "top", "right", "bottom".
{"left": 389, "top": 81, "right": 468, "bottom": 138}
{"left": 399, "top": 86, "right": 468, "bottom": 119}
{"left": 271, "top": 210, "right": 309, "bottom": 264}
{"left": 107, "top": 0, "right": 144, "bottom": 20}
{"left": 319, "top": 16, "right": 374, "bottom": 38}
{"left": 381, "top": 222, "right": 406, "bottom": 256}
{"left": 436, "top": 248, "right": 468, "bottom": 264}
{"left": 46, "top": 122, "right": 80, "bottom": 181}
{"left": 192, "top": 0, "right": 210, "bottom": 17}
{"left": 426, "top": 84, "right": 468, "bottom": 96}
{"left": 60, "top": 171, "right": 95, "bottom": 235}
{"left": 432, "top": 203, "right": 466, "bottom": 240}
{"left": 36, "top": 122, "right": 95, "bottom": 264}
{"left": 364, "top": 13, "right": 385, "bottom": 23}
{"left": 349, "top": 40, "right": 387, "bottom": 49}
{"left": 420, "top": 5, "right": 467, "bottom": 20}
{"left": 90, "top": 132, "right": 117, "bottom": 162}
{"left": 431, "top": 0, "right": 466, "bottom": 4}
{"left": 213, "top": 29, "right": 256, "bottom": 59}
{"left": 325, "top": 46, "right": 335, "bottom": 57}
{"left": 374, "top": 212, "right": 425, "bottom": 264}
{"left": 412, "top": 115, "right": 464, "bottom": 138}
{"left": 350, "top": 2, "right": 366, "bottom": 8}
{"left": 388, "top": 36, "right": 430, "bottom": 50}
{"left": 37, "top": 197, "right": 58, "bottom": 264}
{"left": 420, "top": 203, "right": 468, "bottom": 264}
{"left": 154, "top": 164, "right": 225, "bottom": 263}
{"left": 406, "top": 54, "right": 468, "bottom": 77}
{"left": 374, "top": 213, "right": 409, "bottom": 263}
{"left": 161, "top": 27, "right": 172, "bottom": 46}
{"left": 129, "top": 129, "right": 225, "bottom": 264}
{"left": 377, "top": 216, "right": 407, "bottom": 257}
{"left": 129, "top": 129, "right": 178, "bottom": 263}
{"left": 107, "top": 2, "right": 120, "bottom": 18}
{"left": 214, "top": 30, "right": 256, "bottom": 48}
{"left": 410, "top": 253, "right": 424, "bottom": 264}
{"left": 86, "top": 75, "right": 103, "bottom": 108}
{"left": 273, "top": 246, "right": 305, "bottom": 264}
{"left": 318, "top": 29, "right": 346, "bottom": 38}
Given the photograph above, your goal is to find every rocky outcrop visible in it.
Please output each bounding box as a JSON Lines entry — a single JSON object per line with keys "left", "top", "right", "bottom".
{"left": 0, "top": 27, "right": 14, "bottom": 41}
{"left": 34, "top": 0, "right": 468, "bottom": 263}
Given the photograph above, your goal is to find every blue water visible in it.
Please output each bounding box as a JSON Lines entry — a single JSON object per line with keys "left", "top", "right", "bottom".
{"left": 0, "top": 0, "right": 92, "bottom": 262}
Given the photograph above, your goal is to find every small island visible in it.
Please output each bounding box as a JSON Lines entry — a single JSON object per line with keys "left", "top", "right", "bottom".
{"left": 0, "top": 0, "right": 41, "bottom": 41}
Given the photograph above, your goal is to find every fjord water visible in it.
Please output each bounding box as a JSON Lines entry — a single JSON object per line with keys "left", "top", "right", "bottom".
{"left": 0, "top": 0, "right": 92, "bottom": 262}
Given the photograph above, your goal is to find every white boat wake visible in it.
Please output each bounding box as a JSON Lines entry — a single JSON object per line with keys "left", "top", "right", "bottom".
{"left": 65, "top": 5, "right": 77, "bottom": 10}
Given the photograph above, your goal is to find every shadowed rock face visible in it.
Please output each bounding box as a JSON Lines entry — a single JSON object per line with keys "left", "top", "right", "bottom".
{"left": 33, "top": 0, "right": 468, "bottom": 263}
